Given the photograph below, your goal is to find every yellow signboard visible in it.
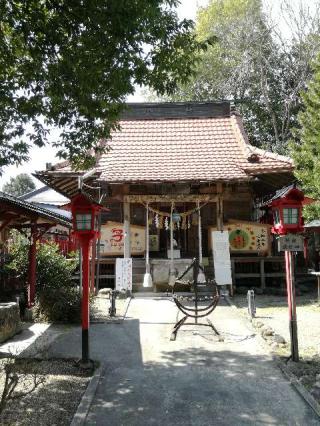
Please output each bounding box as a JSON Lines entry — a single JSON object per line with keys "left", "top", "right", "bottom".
{"left": 209, "top": 221, "right": 271, "bottom": 255}
{"left": 100, "top": 222, "right": 145, "bottom": 256}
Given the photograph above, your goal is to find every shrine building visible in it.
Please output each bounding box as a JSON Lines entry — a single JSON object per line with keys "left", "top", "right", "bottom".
{"left": 35, "top": 101, "right": 295, "bottom": 292}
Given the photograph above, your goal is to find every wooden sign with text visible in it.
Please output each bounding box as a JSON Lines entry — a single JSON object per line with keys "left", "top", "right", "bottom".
{"left": 278, "top": 234, "right": 304, "bottom": 252}
{"left": 100, "top": 222, "right": 145, "bottom": 256}
{"left": 209, "top": 221, "right": 271, "bottom": 255}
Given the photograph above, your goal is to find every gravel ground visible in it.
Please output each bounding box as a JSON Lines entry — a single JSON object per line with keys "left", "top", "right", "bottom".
{"left": 90, "top": 293, "right": 131, "bottom": 323}
{"left": 0, "top": 293, "right": 128, "bottom": 425}
{"left": 233, "top": 293, "right": 320, "bottom": 403}
{"left": 0, "top": 358, "right": 92, "bottom": 425}
{"left": 233, "top": 293, "right": 320, "bottom": 357}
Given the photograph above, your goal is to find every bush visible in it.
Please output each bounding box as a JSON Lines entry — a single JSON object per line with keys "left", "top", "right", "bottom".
{"left": 6, "top": 241, "right": 83, "bottom": 323}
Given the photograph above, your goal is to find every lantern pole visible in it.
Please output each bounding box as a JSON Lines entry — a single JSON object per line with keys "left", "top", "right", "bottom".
{"left": 270, "top": 188, "right": 304, "bottom": 362}
{"left": 288, "top": 250, "right": 299, "bottom": 361}
{"left": 80, "top": 236, "right": 91, "bottom": 365}
{"left": 95, "top": 212, "right": 102, "bottom": 295}
{"left": 285, "top": 248, "right": 299, "bottom": 362}
{"left": 79, "top": 247, "right": 83, "bottom": 296}
{"left": 143, "top": 202, "right": 153, "bottom": 288}
{"left": 169, "top": 201, "right": 175, "bottom": 286}
{"left": 197, "top": 201, "right": 203, "bottom": 265}
{"left": 197, "top": 200, "right": 206, "bottom": 283}
{"left": 27, "top": 223, "right": 37, "bottom": 308}
{"left": 70, "top": 191, "right": 102, "bottom": 367}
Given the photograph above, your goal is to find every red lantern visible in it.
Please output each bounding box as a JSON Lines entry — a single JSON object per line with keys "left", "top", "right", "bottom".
{"left": 71, "top": 192, "right": 101, "bottom": 238}
{"left": 269, "top": 187, "right": 305, "bottom": 235}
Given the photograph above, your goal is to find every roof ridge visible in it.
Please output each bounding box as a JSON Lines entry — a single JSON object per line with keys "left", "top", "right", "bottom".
{"left": 19, "top": 185, "right": 47, "bottom": 200}
{"left": 230, "top": 113, "right": 293, "bottom": 166}
{"left": 247, "top": 146, "right": 293, "bottom": 164}
{"left": 121, "top": 101, "right": 231, "bottom": 120}
{"left": 230, "top": 113, "right": 252, "bottom": 160}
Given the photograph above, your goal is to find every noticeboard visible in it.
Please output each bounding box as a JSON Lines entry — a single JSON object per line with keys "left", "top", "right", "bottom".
{"left": 209, "top": 221, "right": 271, "bottom": 255}
{"left": 100, "top": 222, "right": 145, "bottom": 256}
{"left": 212, "top": 231, "right": 232, "bottom": 285}
{"left": 115, "top": 258, "right": 132, "bottom": 291}
{"left": 278, "top": 234, "right": 304, "bottom": 252}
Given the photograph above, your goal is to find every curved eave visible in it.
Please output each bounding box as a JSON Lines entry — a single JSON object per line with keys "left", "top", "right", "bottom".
{"left": 0, "top": 192, "right": 72, "bottom": 228}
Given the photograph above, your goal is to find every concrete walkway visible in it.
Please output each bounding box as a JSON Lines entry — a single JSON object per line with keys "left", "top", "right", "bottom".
{"left": 48, "top": 297, "right": 319, "bottom": 425}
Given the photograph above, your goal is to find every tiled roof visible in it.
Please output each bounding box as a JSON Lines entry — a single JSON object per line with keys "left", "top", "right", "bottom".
{"left": 19, "top": 185, "right": 70, "bottom": 205}
{"left": 38, "top": 103, "right": 294, "bottom": 184}
{"left": 99, "top": 117, "right": 250, "bottom": 182}
{"left": 0, "top": 191, "right": 71, "bottom": 227}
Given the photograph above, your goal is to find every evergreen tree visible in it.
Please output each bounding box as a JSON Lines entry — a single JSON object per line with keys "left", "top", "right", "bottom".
{"left": 291, "top": 55, "right": 320, "bottom": 220}
{"left": 2, "top": 174, "right": 36, "bottom": 197}
{"left": 163, "top": 0, "right": 320, "bottom": 154}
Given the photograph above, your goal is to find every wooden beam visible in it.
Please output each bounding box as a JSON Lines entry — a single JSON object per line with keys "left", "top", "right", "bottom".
{"left": 0, "top": 212, "right": 22, "bottom": 221}
{"left": 216, "top": 196, "right": 224, "bottom": 231}
{"left": 0, "top": 219, "right": 12, "bottom": 232}
{"left": 216, "top": 182, "right": 223, "bottom": 194}
{"left": 58, "top": 178, "right": 78, "bottom": 191}
{"left": 260, "top": 258, "right": 266, "bottom": 290}
{"left": 123, "top": 202, "right": 131, "bottom": 258}
{"left": 124, "top": 194, "right": 218, "bottom": 203}
{"left": 0, "top": 202, "right": 38, "bottom": 221}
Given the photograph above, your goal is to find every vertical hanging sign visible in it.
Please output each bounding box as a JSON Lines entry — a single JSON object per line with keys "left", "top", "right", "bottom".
{"left": 212, "top": 231, "right": 232, "bottom": 285}
{"left": 116, "top": 258, "right": 133, "bottom": 292}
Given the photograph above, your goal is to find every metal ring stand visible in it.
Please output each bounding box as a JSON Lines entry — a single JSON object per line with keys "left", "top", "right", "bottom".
{"left": 170, "top": 258, "right": 223, "bottom": 341}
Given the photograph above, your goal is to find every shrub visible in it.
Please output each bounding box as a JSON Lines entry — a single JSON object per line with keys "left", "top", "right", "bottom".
{"left": 6, "top": 241, "right": 83, "bottom": 323}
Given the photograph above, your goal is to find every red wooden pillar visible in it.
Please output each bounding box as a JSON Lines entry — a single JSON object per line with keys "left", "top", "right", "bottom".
{"left": 27, "top": 224, "right": 37, "bottom": 308}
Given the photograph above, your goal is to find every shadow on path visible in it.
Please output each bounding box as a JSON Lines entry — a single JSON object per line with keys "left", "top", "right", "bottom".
{"left": 88, "top": 346, "right": 319, "bottom": 426}
{"left": 33, "top": 298, "right": 320, "bottom": 425}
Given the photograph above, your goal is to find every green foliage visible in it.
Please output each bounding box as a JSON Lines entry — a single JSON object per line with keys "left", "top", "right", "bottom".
{"left": 7, "top": 241, "right": 82, "bottom": 322}
{"left": 302, "top": 203, "right": 320, "bottom": 223}
{"left": 165, "top": 0, "right": 320, "bottom": 153}
{"left": 0, "top": 1, "right": 207, "bottom": 171}
{"left": 2, "top": 173, "right": 36, "bottom": 196}
{"left": 291, "top": 55, "right": 320, "bottom": 220}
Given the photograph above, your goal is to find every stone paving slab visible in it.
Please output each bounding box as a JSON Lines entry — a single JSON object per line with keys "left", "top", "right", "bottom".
{"left": 47, "top": 297, "right": 320, "bottom": 425}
